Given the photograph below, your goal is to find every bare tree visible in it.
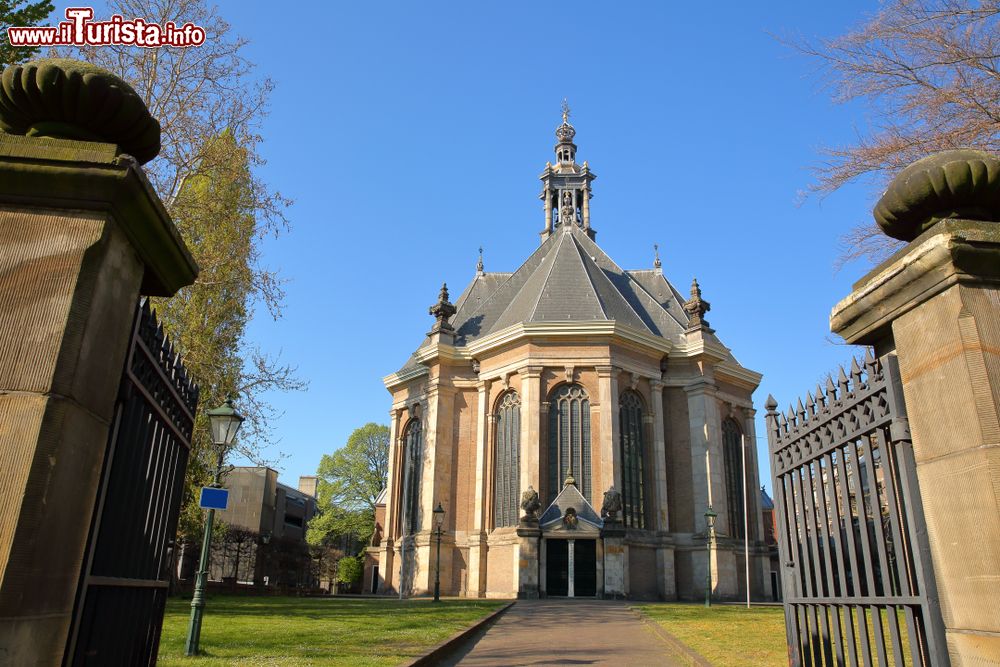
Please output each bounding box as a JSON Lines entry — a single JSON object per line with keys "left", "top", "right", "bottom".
{"left": 792, "top": 0, "right": 1000, "bottom": 266}
{"left": 55, "top": 0, "right": 305, "bottom": 539}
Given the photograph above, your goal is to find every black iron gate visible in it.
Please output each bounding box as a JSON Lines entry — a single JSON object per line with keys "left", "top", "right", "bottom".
{"left": 765, "top": 352, "right": 947, "bottom": 666}
{"left": 66, "top": 300, "right": 198, "bottom": 665}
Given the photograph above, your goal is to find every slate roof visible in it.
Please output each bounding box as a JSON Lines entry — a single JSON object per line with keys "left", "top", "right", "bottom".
{"left": 539, "top": 481, "right": 603, "bottom": 530}
{"left": 761, "top": 487, "right": 774, "bottom": 511}
{"left": 396, "top": 223, "right": 723, "bottom": 375}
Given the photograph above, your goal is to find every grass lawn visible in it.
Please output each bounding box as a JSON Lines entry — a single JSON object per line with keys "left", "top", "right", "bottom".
{"left": 637, "top": 603, "right": 788, "bottom": 667}
{"left": 157, "top": 595, "right": 507, "bottom": 666}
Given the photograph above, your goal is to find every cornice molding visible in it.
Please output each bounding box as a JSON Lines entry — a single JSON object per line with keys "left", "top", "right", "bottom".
{"left": 385, "top": 321, "right": 761, "bottom": 392}
{"left": 714, "top": 359, "right": 763, "bottom": 389}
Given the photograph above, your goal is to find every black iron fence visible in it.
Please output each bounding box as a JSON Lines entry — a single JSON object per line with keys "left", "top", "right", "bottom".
{"left": 766, "top": 352, "right": 947, "bottom": 666}
{"left": 66, "top": 300, "right": 198, "bottom": 665}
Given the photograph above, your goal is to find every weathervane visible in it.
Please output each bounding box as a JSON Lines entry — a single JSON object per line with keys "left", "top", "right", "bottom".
{"left": 561, "top": 98, "right": 571, "bottom": 124}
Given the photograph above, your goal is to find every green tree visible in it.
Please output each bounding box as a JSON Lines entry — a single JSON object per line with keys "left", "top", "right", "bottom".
{"left": 154, "top": 130, "right": 305, "bottom": 539}
{"left": 337, "top": 556, "right": 362, "bottom": 585}
{"left": 307, "top": 423, "right": 390, "bottom": 550}
{"left": 0, "top": 0, "right": 54, "bottom": 67}
{"left": 792, "top": 0, "right": 1000, "bottom": 266}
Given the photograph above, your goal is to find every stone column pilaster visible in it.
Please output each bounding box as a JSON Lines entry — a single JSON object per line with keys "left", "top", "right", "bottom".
{"left": 650, "top": 379, "right": 676, "bottom": 599}
{"left": 417, "top": 387, "right": 454, "bottom": 593}
{"left": 596, "top": 366, "right": 620, "bottom": 498}
{"left": 831, "top": 218, "right": 1000, "bottom": 661}
{"left": 543, "top": 189, "right": 553, "bottom": 235}
{"left": 467, "top": 379, "right": 491, "bottom": 597}
{"left": 520, "top": 367, "right": 543, "bottom": 500}
{"left": 601, "top": 521, "right": 626, "bottom": 599}
{"left": 0, "top": 127, "right": 197, "bottom": 659}
{"left": 684, "top": 379, "right": 724, "bottom": 533}
{"left": 650, "top": 380, "right": 670, "bottom": 532}
{"left": 379, "top": 408, "right": 403, "bottom": 593}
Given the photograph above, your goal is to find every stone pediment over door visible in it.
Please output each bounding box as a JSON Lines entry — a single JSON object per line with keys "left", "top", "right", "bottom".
{"left": 539, "top": 483, "right": 603, "bottom": 535}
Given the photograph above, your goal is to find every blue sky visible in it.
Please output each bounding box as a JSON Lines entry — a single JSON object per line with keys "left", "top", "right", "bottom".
{"left": 85, "top": 1, "right": 887, "bottom": 490}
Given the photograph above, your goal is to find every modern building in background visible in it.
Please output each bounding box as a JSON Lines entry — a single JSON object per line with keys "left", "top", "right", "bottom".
{"left": 203, "top": 467, "right": 318, "bottom": 587}
{"left": 368, "top": 111, "right": 770, "bottom": 601}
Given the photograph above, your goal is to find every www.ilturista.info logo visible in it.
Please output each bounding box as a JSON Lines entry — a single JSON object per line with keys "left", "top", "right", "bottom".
{"left": 7, "top": 7, "right": 206, "bottom": 48}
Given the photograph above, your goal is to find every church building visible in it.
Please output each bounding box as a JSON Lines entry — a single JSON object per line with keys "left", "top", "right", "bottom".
{"left": 367, "top": 108, "right": 769, "bottom": 600}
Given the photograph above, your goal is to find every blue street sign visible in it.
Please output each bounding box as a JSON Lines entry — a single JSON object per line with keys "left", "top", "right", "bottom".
{"left": 199, "top": 487, "right": 229, "bottom": 510}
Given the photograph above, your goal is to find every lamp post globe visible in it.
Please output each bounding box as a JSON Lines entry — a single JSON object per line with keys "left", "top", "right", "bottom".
{"left": 704, "top": 505, "right": 717, "bottom": 608}
{"left": 185, "top": 398, "right": 245, "bottom": 656}
{"left": 433, "top": 503, "right": 445, "bottom": 602}
{"left": 207, "top": 397, "right": 245, "bottom": 448}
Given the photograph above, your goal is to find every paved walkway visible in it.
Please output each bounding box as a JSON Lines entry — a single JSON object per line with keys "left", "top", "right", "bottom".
{"left": 438, "top": 599, "right": 684, "bottom": 666}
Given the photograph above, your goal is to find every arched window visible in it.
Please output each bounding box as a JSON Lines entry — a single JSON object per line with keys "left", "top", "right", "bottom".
{"left": 493, "top": 391, "right": 521, "bottom": 528}
{"left": 548, "top": 384, "right": 591, "bottom": 502}
{"left": 723, "top": 418, "right": 746, "bottom": 539}
{"left": 401, "top": 419, "right": 422, "bottom": 535}
{"left": 619, "top": 391, "right": 646, "bottom": 529}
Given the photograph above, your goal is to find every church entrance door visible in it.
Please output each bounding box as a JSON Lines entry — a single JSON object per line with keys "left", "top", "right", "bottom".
{"left": 545, "top": 538, "right": 596, "bottom": 597}
{"left": 546, "top": 539, "right": 568, "bottom": 596}
{"left": 574, "top": 539, "right": 597, "bottom": 597}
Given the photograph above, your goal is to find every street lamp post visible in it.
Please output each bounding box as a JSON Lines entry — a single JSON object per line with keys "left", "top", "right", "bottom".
{"left": 704, "top": 505, "right": 717, "bottom": 608}
{"left": 185, "top": 398, "right": 244, "bottom": 656}
{"left": 433, "top": 503, "right": 445, "bottom": 602}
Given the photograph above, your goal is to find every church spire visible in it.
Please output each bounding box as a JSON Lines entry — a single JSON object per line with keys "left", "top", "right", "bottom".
{"left": 555, "top": 99, "right": 576, "bottom": 165}
{"left": 539, "top": 100, "right": 596, "bottom": 244}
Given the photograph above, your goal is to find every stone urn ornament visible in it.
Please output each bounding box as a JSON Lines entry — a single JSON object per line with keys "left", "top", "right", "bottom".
{"left": 520, "top": 485, "right": 541, "bottom": 521}
{"left": 0, "top": 58, "right": 161, "bottom": 163}
{"left": 601, "top": 485, "right": 623, "bottom": 521}
{"left": 873, "top": 149, "right": 1000, "bottom": 241}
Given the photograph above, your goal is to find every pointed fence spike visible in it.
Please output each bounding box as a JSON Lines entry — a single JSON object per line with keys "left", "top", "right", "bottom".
{"left": 806, "top": 391, "right": 816, "bottom": 415}
{"left": 815, "top": 384, "right": 826, "bottom": 408}
{"left": 864, "top": 347, "right": 878, "bottom": 378}
{"left": 826, "top": 375, "right": 837, "bottom": 400}
{"left": 850, "top": 357, "right": 862, "bottom": 384}
{"left": 787, "top": 405, "right": 797, "bottom": 428}
{"left": 797, "top": 397, "right": 807, "bottom": 420}
{"left": 838, "top": 366, "right": 850, "bottom": 396}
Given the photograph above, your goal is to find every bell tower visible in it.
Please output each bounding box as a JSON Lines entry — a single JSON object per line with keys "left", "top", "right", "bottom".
{"left": 539, "top": 100, "right": 596, "bottom": 242}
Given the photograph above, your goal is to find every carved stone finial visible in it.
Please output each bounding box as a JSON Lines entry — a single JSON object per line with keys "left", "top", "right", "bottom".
{"left": 0, "top": 58, "right": 160, "bottom": 163}
{"left": 683, "top": 278, "right": 713, "bottom": 333}
{"left": 476, "top": 246, "right": 484, "bottom": 274}
{"left": 564, "top": 472, "right": 576, "bottom": 487}
{"left": 428, "top": 282, "right": 456, "bottom": 332}
{"left": 653, "top": 243, "right": 661, "bottom": 270}
{"left": 874, "top": 149, "right": 1000, "bottom": 241}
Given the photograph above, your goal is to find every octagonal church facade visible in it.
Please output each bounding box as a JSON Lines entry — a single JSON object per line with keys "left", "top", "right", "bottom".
{"left": 367, "top": 110, "right": 769, "bottom": 600}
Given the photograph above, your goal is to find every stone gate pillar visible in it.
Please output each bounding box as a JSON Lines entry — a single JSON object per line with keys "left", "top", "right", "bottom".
{"left": 831, "top": 150, "right": 1000, "bottom": 664}
{"left": 0, "top": 60, "right": 196, "bottom": 663}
